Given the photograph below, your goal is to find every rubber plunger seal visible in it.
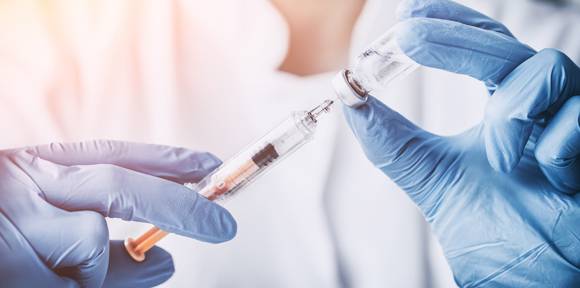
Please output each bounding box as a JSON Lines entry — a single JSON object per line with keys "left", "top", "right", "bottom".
{"left": 332, "top": 69, "right": 368, "bottom": 108}
{"left": 124, "top": 238, "right": 145, "bottom": 262}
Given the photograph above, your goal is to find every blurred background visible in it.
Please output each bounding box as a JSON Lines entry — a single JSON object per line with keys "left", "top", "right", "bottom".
{"left": 0, "top": 0, "right": 578, "bottom": 287}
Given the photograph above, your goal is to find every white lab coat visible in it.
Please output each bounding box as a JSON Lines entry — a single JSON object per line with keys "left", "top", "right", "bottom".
{"left": 0, "top": 0, "right": 577, "bottom": 287}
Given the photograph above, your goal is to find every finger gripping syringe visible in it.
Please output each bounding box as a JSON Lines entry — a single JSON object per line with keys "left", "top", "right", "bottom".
{"left": 124, "top": 99, "right": 335, "bottom": 262}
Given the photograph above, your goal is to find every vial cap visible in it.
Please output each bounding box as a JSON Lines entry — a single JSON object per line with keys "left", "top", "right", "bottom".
{"left": 332, "top": 69, "right": 368, "bottom": 108}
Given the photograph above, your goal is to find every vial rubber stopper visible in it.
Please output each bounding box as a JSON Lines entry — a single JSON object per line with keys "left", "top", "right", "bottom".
{"left": 332, "top": 69, "right": 368, "bottom": 108}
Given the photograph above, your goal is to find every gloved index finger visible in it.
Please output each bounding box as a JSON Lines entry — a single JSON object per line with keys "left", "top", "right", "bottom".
{"left": 395, "top": 18, "right": 536, "bottom": 90}
{"left": 27, "top": 140, "right": 221, "bottom": 184}
{"left": 397, "top": 0, "right": 514, "bottom": 37}
{"left": 19, "top": 151, "right": 237, "bottom": 243}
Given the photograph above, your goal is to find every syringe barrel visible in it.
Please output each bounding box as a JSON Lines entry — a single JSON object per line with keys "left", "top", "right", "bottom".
{"left": 188, "top": 111, "right": 316, "bottom": 202}
{"left": 125, "top": 102, "right": 331, "bottom": 262}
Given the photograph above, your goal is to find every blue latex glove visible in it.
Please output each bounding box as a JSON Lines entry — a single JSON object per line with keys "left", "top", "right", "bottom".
{"left": 0, "top": 140, "right": 236, "bottom": 287}
{"left": 344, "top": 0, "right": 580, "bottom": 286}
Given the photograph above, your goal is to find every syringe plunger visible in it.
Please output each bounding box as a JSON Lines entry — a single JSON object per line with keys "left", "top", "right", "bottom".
{"left": 125, "top": 99, "right": 334, "bottom": 261}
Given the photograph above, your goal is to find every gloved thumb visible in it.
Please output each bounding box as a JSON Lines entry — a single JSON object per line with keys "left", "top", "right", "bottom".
{"left": 103, "top": 240, "right": 174, "bottom": 288}
{"left": 534, "top": 96, "right": 580, "bottom": 193}
{"left": 484, "top": 49, "right": 580, "bottom": 172}
{"left": 390, "top": 16, "right": 535, "bottom": 172}
{"left": 343, "top": 97, "right": 454, "bottom": 212}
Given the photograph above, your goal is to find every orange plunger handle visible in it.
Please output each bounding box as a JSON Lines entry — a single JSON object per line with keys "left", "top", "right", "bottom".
{"left": 124, "top": 227, "right": 169, "bottom": 262}
{"left": 124, "top": 159, "right": 257, "bottom": 262}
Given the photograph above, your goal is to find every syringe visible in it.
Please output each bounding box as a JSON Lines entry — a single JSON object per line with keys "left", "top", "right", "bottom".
{"left": 125, "top": 23, "right": 419, "bottom": 262}
{"left": 125, "top": 99, "right": 335, "bottom": 262}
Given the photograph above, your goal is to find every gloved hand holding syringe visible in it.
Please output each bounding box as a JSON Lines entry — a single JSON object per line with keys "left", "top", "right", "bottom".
{"left": 124, "top": 99, "right": 336, "bottom": 261}
{"left": 125, "top": 24, "right": 417, "bottom": 262}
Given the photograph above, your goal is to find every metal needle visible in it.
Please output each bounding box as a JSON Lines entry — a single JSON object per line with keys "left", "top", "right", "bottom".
{"left": 308, "top": 99, "right": 335, "bottom": 122}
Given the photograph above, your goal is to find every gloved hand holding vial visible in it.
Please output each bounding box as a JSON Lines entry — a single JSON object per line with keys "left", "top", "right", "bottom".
{"left": 342, "top": 0, "right": 580, "bottom": 286}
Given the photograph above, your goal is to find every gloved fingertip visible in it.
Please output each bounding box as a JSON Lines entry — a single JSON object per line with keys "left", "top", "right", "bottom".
{"left": 163, "top": 146, "right": 221, "bottom": 169}
{"left": 105, "top": 240, "right": 174, "bottom": 288}
{"left": 194, "top": 151, "right": 223, "bottom": 172}
{"left": 140, "top": 246, "right": 175, "bottom": 281}
{"left": 184, "top": 195, "right": 237, "bottom": 243}
{"left": 210, "top": 204, "right": 238, "bottom": 243}
{"left": 341, "top": 96, "right": 381, "bottom": 132}
{"left": 394, "top": 18, "right": 433, "bottom": 66}
{"left": 173, "top": 150, "right": 222, "bottom": 183}
{"left": 396, "top": 0, "right": 434, "bottom": 20}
